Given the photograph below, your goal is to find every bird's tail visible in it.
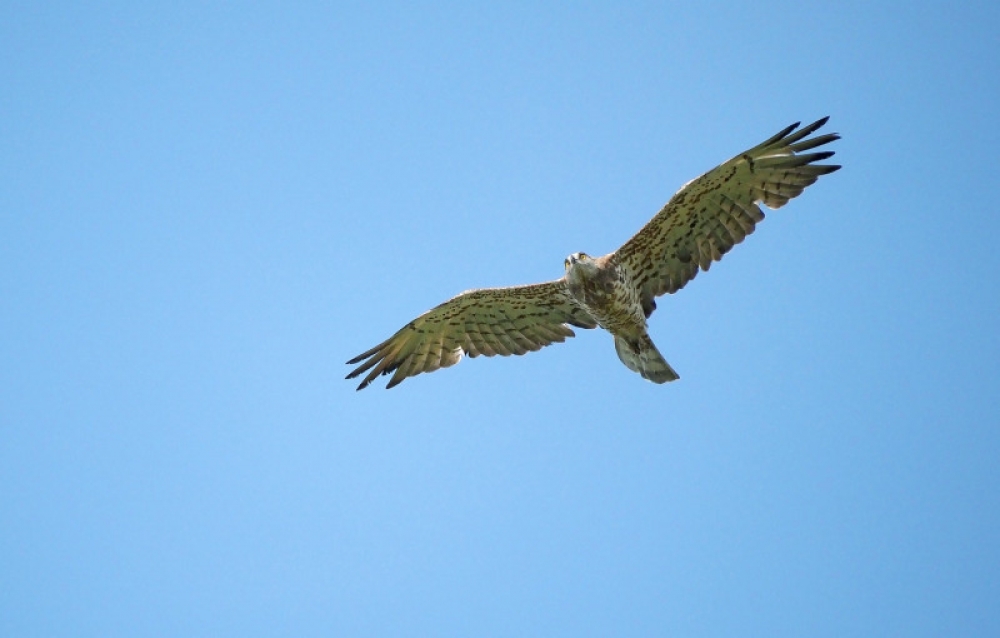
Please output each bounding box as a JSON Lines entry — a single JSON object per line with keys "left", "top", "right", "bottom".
{"left": 614, "top": 332, "right": 679, "bottom": 384}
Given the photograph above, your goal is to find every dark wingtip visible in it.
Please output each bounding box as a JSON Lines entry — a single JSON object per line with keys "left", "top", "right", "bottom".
{"left": 763, "top": 121, "right": 801, "bottom": 146}
{"left": 803, "top": 116, "right": 830, "bottom": 133}
{"left": 346, "top": 340, "right": 387, "bottom": 365}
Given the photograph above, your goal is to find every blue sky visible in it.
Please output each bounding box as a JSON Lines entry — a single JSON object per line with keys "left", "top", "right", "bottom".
{"left": 3, "top": 2, "right": 999, "bottom": 636}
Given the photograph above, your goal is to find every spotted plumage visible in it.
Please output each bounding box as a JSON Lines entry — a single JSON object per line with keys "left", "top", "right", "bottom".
{"left": 347, "top": 117, "right": 840, "bottom": 390}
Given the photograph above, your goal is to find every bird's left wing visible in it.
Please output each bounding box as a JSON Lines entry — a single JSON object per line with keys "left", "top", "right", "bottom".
{"left": 346, "top": 280, "right": 598, "bottom": 390}
{"left": 614, "top": 117, "right": 840, "bottom": 304}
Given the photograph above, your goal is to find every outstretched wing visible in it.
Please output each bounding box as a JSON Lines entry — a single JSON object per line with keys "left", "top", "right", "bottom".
{"left": 615, "top": 117, "right": 840, "bottom": 304}
{"left": 346, "top": 281, "right": 598, "bottom": 390}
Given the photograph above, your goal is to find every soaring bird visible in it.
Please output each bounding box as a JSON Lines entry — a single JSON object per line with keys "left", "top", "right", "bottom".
{"left": 347, "top": 117, "right": 840, "bottom": 390}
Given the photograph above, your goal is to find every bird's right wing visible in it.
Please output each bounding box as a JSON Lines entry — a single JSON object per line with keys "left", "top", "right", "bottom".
{"left": 346, "top": 280, "right": 598, "bottom": 390}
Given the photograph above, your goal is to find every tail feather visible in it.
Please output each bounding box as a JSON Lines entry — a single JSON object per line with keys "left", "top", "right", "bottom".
{"left": 614, "top": 333, "right": 679, "bottom": 384}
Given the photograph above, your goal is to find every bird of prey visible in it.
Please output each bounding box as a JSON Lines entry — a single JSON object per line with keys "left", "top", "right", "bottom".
{"left": 347, "top": 117, "right": 840, "bottom": 390}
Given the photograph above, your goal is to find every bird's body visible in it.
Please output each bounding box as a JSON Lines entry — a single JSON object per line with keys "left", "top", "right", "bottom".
{"left": 347, "top": 117, "right": 840, "bottom": 390}
{"left": 563, "top": 252, "right": 678, "bottom": 383}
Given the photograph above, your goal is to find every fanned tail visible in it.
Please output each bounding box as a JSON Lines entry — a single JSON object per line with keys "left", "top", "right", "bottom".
{"left": 613, "top": 333, "right": 679, "bottom": 384}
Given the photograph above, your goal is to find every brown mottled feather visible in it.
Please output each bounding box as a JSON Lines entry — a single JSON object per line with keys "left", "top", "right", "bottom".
{"left": 614, "top": 117, "right": 840, "bottom": 304}
{"left": 349, "top": 118, "right": 839, "bottom": 390}
{"left": 346, "top": 281, "right": 597, "bottom": 390}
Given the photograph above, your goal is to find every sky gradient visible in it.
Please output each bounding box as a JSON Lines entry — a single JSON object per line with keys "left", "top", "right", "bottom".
{"left": 3, "top": 2, "right": 999, "bottom": 636}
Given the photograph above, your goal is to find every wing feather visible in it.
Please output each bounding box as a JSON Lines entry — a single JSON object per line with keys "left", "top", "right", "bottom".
{"left": 614, "top": 117, "right": 840, "bottom": 304}
{"left": 487, "top": 324, "right": 516, "bottom": 356}
{"left": 346, "top": 280, "right": 597, "bottom": 390}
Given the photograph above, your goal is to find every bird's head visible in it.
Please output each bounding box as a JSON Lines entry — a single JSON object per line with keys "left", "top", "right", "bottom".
{"left": 564, "top": 252, "right": 597, "bottom": 282}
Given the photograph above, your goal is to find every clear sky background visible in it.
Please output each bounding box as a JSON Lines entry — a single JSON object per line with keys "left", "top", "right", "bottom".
{"left": 3, "top": 2, "right": 999, "bottom": 636}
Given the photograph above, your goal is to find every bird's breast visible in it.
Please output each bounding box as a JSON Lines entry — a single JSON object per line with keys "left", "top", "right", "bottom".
{"left": 568, "top": 267, "right": 645, "bottom": 334}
